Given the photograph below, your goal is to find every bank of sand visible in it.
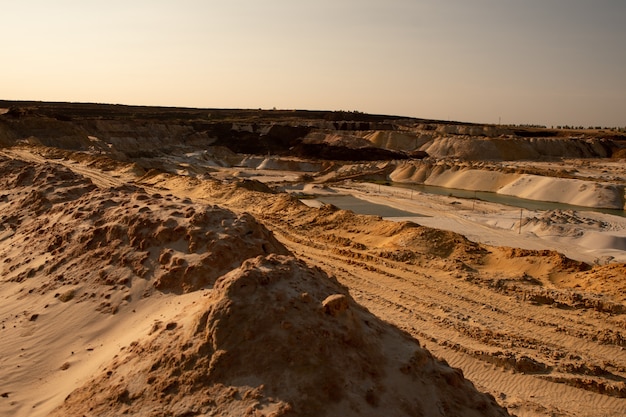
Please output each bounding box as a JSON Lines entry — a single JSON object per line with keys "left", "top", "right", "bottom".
{"left": 326, "top": 182, "right": 626, "bottom": 265}
{"left": 209, "top": 156, "right": 626, "bottom": 266}
{"left": 1, "top": 146, "right": 626, "bottom": 417}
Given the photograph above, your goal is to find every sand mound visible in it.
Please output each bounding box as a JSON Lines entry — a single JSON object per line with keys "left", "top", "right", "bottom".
{"left": 523, "top": 210, "right": 626, "bottom": 254}
{"left": 386, "top": 161, "right": 625, "bottom": 210}
{"left": 51, "top": 255, "right": 508, "bottom": 417}
{"left": 498, "top": 175, "right": 624, "bottom": 209}
{"left": 572, "top": 264, "right": 626, "bottom": 303}
{"left": 419, "top": 136, "right": 611, "bottom": 160}
{"left": 364, "top": 130, "right": 431, "bottom": 151}
{"left": 303, "top": 131, "right": 373, "bottom": 149}
{"left": 0, "top": 158, "right": 287, "bottom": 296}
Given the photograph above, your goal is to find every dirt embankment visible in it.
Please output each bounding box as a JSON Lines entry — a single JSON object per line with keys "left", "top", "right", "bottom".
{"left": 418, "top": 135, "right": 612, "bottom": 160}
{"left": 363, "top": 125, "right": 616, "bottom": 160}
{"left": 0, "top": 105, "right": 412, "bottom": 161}
{"left": 2, "top": 102, "right": 623, "bottom": 163}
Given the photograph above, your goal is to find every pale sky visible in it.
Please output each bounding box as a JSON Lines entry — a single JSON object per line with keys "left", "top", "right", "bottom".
{"left": 2, "top": 0, "right": 625, "bottom": 127}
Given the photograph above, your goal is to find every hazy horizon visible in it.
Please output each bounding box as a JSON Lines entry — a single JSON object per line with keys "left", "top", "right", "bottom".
{"left": 2, "top": 1, "right": 625, "bottom": 128}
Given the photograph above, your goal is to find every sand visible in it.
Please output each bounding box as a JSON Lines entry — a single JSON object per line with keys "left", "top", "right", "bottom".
{"left": 0, "top": 152, "right": 509, "bottom": 417}
{"left": 388, "top": 161, "right": 625, "bottom": 210}
{"left": 333, "top": 182, "right": 626, "bottom": 265}
{"left": 1, "top": 145, "right": 626, "bottom": 417}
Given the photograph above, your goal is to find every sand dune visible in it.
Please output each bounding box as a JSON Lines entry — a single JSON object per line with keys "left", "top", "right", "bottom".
{"left": 498, "top": 175, "right": 624, "bottom": 209}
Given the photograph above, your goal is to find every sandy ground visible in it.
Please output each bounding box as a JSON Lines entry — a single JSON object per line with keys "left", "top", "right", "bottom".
{"left": 130, "top": 156, "right": 626, "bottom": 416}
{"left": 1, "top": 146, "right": 626, "bottom": 417}
{"left": 328, "top": 182, "right": 626, "bottom": 265}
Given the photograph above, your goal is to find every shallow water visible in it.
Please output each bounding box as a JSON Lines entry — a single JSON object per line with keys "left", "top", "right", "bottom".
{"left": 392, "top": 183, "right": 626, "bottom": 218}
{"left": 299, "top": 181, "right": 626, "bottom": 219}
{"left": 309, "top": 195, "right": 426, "bottom": 218}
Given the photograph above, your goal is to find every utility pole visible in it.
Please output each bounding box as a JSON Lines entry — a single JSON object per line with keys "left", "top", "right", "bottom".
{"left": 518, "top": 209, "right": 523, "bottom": 234}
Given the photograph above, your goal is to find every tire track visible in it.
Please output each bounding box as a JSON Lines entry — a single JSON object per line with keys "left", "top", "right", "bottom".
{"left": 269, "top": 225, "right": 626, "bottom": 417}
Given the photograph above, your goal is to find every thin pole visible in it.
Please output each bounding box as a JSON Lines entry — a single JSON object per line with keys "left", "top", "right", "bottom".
{"left": 519, "top": 209, "right": 523, "bottom": 234}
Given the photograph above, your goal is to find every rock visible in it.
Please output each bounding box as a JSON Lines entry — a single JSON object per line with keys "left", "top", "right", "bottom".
{"left": 322, "top": 294, "right": 349, "bottom": 317}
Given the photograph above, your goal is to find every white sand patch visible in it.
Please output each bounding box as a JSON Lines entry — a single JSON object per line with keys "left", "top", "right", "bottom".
{"left": 389, "top": 162, "right": 625, "bottom": 210}
{"left": 579, "top": 231, "right": 626, "bottom": 251}
{"left": 423, "top": 168, "right": 519, "bottom": 192}
{"left": 339, "top": 182, "right": 626, "bottom": 264}
{"left": 256, "top": 157, "right": 323, "bottom": 172}
{"left": 498, "top": 175, "right": 625, "bottom": 209}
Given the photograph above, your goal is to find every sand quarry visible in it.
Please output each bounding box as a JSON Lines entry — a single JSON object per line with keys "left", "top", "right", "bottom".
{"left": 1, "top": 103, "right": 626, "bottom": 416}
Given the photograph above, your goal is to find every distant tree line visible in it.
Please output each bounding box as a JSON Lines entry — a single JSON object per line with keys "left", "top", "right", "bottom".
{"left": 502, "top": 123, "right": 547, "bottom": 128}
{"left": 553, "top": 125, "right": 626, "bottom": 131}
{"left": 503, "top": 123, "right": 626, "bottom": 132}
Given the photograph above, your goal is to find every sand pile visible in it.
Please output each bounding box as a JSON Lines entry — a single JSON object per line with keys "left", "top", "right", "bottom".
{"left": 50, "top": 254, "right": 508, "bottom": 417}
{"left": 522, "top": 210, "right": 626, "bottom": 261}
{"left": 418, "top": 136, "right": 611, "bottom": 160}
{"left": 498, "top": 175, "right": 624, "bottom": 209}
{"left": 0, "top": 154, "right": 510, "bottom": 416}
{"left": 387, "top": 161, "right": 625, "bottom": 210}
{"left": 303, "top": 131, "right": 373, "bottom": 149}
{"left": 0, "top": 157, "right": 287, "bottom": 296}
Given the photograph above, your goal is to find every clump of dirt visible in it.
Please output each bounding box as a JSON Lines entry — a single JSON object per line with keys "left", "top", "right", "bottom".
{"left": 499, "top": 247, "right": 588, "bottom": 270}
{"left": 50, "top": 255, "right": 510, "bottom": 417}
{"left": 572, "top": 263, "right": 626, "bottom": 303}
{"left": 382, "top": 225, "right": 488, "bottom": 261}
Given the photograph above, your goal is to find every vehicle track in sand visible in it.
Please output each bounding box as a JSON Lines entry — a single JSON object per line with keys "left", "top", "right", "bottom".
{"left": 264, "top": 221, "right": 626, "bottom": 417}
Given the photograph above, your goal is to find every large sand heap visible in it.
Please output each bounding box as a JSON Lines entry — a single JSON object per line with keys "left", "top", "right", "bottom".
{"left": 50, "top": 255, "right": 507, "bottom": 417}
{"left": 0, "top": 155, "right": 509, "bottom": 416}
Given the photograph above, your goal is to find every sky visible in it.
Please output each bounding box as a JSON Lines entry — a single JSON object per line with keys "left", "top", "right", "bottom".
{"left": 1, "top": 0, "right": 625, "bottom": 127}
